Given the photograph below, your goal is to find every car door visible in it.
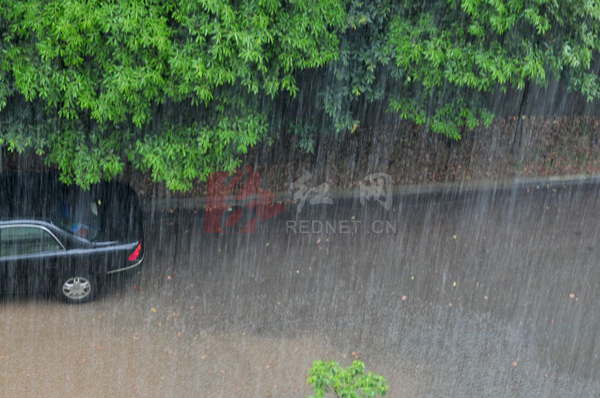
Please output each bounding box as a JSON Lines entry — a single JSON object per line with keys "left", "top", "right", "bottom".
{"left": 0, "top": 225, "right": 66, "bottom": 295}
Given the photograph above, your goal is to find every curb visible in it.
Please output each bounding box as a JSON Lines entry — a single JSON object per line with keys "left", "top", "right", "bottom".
{"left": 140, "top": 173, "right": 600, "bottom": 212}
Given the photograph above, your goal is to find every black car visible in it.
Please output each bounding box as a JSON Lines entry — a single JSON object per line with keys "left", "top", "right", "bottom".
{"left": 0, "top": 173, "right": 144, "bottom": 303}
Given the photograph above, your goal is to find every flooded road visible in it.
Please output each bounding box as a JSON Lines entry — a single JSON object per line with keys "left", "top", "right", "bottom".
{"left": 2, "top": 180, "right": 600, "bottom": 397}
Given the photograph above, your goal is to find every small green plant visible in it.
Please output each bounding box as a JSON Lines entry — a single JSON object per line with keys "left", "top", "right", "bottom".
{"left": 307, "top": 359, "right": 388, "bottom": 398}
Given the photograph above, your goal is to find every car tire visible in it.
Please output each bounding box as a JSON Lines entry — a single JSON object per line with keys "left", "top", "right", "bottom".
{"left": 55, "top": 272, "right": 98, "bottom": 304}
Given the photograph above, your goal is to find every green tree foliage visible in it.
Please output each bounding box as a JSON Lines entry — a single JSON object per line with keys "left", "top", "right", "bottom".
{"left": 307, "top": 359, "right": 388, "bottom": 398}
{"left": 324, "top": 0, "right": 600, "bottom": 140}
{"left": 0, "top": 0, "right": 344, "bottom": 189}
{"left": 1, "top": 0, "right": 599, "bottom": 189}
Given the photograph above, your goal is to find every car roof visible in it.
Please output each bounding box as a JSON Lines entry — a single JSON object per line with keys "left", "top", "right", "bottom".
{"left": 0, "top": 219, "right": 57, "bottom": 228}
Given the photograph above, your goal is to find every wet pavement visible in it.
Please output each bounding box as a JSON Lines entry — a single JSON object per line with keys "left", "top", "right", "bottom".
{"left": 2, "top": 180, "right": 600, "bottom": 397}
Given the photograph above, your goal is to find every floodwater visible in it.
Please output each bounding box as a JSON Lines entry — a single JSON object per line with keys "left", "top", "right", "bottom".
{"left": 2, "top": 179, "right": 600, "bottom": 397}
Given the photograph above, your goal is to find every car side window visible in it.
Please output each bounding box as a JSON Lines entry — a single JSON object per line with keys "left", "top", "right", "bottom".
{"left": 0, "top": 226, "right": 63, "bottom": 258}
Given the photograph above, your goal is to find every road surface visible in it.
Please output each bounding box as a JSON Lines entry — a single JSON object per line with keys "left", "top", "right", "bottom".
{"left": 2, "top": 180, "right": 600, "bottom": 397}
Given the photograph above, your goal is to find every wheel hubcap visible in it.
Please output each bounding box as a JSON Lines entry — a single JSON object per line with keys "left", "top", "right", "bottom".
{"left": 62, "top": 277, "right": 91, "bottom": 300}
